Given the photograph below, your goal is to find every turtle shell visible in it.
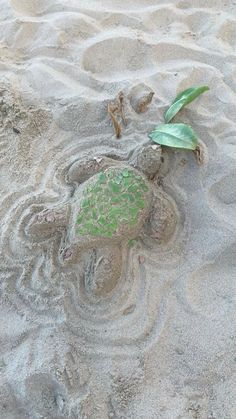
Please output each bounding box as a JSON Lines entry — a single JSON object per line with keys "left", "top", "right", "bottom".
{"left": 75, "top": 167, "right": 151, "bottom": 240}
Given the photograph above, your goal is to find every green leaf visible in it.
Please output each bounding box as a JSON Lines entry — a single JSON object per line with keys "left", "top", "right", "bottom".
{"left": 98, "top": 216, "right": 106, "bottom": 225}
{"left": 128, "top": 184, "right": 138, "bottom": 193}
{"left": 149, "top": 123, "right": 198, "bottom": 150}
{"left": 77, "top": 215, "right": 83, "bottom": 224}
{"left": 130, "top": 207, "right": 139, "bottom": 217}
{"left": 140, "top": 184, "right": 149, "bottom": 192}
{"left": 164, "top": 86, "right": 209, "bottom": 123}
{"left": 137, "top": 200, "right": 145, "bottom": 209}
{"left": 115, "top": 175, "right": 123, "bottom": 184}
{"left": 122, "top": 169, "right": 130, "bottom": 177}
{"left": 98, "top": 172, "right": 106, "bottom": 183}
{"left": 111, "top": 196, "right": 120, "bottom": 203}
{"left": 109, "top": 182, "right": 121, "bottom": 193}
{"left": 128, "top": 239, "right": 137, "bottom": 247}
{"left": 107, "top": 221, "right": 117, "bottom": 231}
{"left": 103, "top": 231, "right": 113, "bottom": 238}
{"left": 82, "top": 199, "right": 90, "bottom": 208}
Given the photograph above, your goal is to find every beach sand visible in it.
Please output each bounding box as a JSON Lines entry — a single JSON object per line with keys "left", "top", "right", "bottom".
{"left": 0, "top": 1, "right": 236, "bottom": 418}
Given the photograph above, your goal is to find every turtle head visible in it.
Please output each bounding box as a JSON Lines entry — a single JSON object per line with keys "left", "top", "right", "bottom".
{"left": 130, "top": 144, "right": 162, "bottom": 179}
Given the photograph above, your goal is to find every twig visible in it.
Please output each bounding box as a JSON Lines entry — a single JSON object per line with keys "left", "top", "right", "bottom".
{"left": 194, "top": 145, "right": 204, "bottom": 165}
{"left": 107, "top": 102, "right": 121, "bottom": 138}
{"left": 118, "top": 91, "right": 127, "bottom": 126}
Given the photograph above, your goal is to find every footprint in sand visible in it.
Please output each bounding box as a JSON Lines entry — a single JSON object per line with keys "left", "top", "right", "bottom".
{"left": 208, "top": 170, "right": 236, "bottom": 228}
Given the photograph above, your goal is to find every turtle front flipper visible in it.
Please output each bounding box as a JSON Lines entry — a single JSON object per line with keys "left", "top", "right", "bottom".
{"left": 66, "top": 156, "right": 117, "bottom": 185}
{"left": 143, "top": 188, "right": 178, "bottom": 243}
{"left": 27, "top": 206, "right": 70, "bottom": 240}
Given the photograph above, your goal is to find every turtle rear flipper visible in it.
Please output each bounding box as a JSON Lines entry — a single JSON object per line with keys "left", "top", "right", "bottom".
{"left": 84, "top": 245, "right": 122, "bottom": 296}
{"left": 143, "top": 189, "right": 178, "bottom": 243}
{"left": 60, "top": 244, "right": 77, "bottom": 264}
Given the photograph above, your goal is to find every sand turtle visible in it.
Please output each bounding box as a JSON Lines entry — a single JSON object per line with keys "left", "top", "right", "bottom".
{"left": 28, "top": 144, "right": 177, "bottom": 296}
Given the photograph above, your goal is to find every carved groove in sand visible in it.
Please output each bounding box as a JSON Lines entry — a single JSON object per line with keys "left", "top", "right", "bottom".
{"left": 0, "top": 81, "right": 186, "bottom": 357}
{"left": 1, "top": 141, "right": 183, "bottom": 356}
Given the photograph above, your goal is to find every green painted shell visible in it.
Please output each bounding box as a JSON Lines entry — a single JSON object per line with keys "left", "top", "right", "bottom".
{"left": 76, "top": 167, "right": 150, "bottom": 238}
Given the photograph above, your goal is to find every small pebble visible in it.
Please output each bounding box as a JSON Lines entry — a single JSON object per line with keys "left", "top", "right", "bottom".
{"left": 175, "top": 347, "right": 184, "bottom": 355}
{"left": 13, "top": 127, "right": 21, "bottom": 134}
{"left": 94, "top": 156, "right": 103, "bottom": 163}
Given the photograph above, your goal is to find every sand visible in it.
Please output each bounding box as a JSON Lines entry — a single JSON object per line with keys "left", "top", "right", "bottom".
{"left": 0, "top": 0, "right": 236, "bottom": 418}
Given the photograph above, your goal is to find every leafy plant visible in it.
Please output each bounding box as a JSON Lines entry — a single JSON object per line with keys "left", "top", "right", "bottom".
{"left": 164, "top": 86, "right": 209, "bottom": 123}
{"left": 149, "top": 85, "right": 209, "bottom": 152}
{"left": 149, "top": 123, "right": 198, "bottom": 150}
